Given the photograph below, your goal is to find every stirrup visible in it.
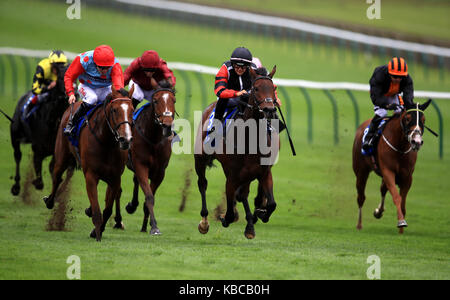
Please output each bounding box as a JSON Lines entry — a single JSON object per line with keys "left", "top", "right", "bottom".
{"left": 64, "top": 123, "right": 74, "bottom": 135}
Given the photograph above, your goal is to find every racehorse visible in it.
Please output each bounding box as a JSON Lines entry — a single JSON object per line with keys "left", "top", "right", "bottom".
{"left": 43, "top": 86, "right": 134, "bottom": 241}
{"left": 3, "top": 63, "right": 69, "bottom": 196}
{"left": 124, "top": 82, "right": 177, "bottom": 235}
{"left": 352, "top": 100, "right": 432, "bottom": 233}
{"left": 194, "top": 66, "right": 280, "bottom": 239}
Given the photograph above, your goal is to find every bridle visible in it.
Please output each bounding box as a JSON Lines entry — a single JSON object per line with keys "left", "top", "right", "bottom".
{"left": 249, "top": 76, "right": 275, "bottom": 113}
{"left": 104, "top": 97, "right": 133, "bottom": 142}
{"left": 150, "top": 88, "right": 176, "bottom": 126}
{"left": 382, "top": 104, "right": 424, "bottom": 154}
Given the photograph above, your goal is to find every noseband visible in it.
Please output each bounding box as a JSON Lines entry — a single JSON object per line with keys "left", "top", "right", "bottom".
{"left": 104, "top": 97, "right": 133, "bottom": 142}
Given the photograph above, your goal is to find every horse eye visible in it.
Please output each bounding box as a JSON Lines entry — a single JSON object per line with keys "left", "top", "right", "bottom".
{"left": 254, "top": 87, "right": 259, "bottom": 92}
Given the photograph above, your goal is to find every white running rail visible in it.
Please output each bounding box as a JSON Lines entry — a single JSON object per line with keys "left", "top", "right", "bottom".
{"left": 1, "top": 47, "right": 449, "bottom": 99}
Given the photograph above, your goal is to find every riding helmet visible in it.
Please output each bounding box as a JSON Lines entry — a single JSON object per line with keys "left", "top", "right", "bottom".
{"left": 388, "top": 57, "right": 408, "bottom": 76}
{"left": 93, "top": 45, "right": 115, "bottom": 67}
{"left": 139, "top": 50, "right": 161, "bottom": 70}
{"left": 48, "top": 50, "right": 68, "bottom": 64}
{"left": 230, "top": 47, "right": 253, "bottom": 66}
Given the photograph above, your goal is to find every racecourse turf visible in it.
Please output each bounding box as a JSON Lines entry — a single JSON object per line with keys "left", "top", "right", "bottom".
{"left": 0, "top": 0, "right": 449, "bottom": 280}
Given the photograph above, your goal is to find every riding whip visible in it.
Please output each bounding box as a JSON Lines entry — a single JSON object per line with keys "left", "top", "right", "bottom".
{"left": 276, "top": 106, "right": 296, "bottom": 156}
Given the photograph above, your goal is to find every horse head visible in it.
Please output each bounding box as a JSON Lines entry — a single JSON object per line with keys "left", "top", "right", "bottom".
{"left": 401, "top": 99, "right": 432, "bottom": 151}
{"left": 151, "top": 81, "right": 176, "bottom": 138}
{"left": 249, "top": 66, "right": 277, "bottom": 119}
{"left": 106, "top": 85, "right": 135, "bottom": 150}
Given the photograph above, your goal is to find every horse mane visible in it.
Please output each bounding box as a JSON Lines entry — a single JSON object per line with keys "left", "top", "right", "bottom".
{"left": 158, "top": 79, "right": 176, "bottom": 94}
{"left": 104, "top": 88, "right": 129, "bottom": 103}
{"left": 255, "top": 67, "right": 268, "bottom": 76}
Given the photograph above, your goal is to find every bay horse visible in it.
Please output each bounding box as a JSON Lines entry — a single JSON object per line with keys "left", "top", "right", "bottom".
{"left": 352, "top": 100, "right": 432, "bottom": 233}
{"left": 43, "top": 86, "right": 134, "bottom": 241}
{"left": 194, "top": 66, "right": 280, "bottom": 239}
{"left": 124, "top": 83, "right": 177, "bottom": 235}
{"left": 3, "top": 63, "right": 69, "bottom": 196}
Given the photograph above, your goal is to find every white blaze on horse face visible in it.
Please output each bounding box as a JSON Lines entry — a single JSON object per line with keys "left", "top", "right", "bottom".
{"left": 120, "top": 103, "right": 132, "bottom": 140}
{"left": 161, "top": 92, "right": 173, "bottom": 120}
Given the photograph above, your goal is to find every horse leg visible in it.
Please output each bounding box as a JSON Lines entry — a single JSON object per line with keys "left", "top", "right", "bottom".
{"left": 258, "top": 171, "right": 277, "bottom": 223}
{"left": 147, "top": 178, "right": 163, "bottom": 235}
{"left": 252, "top": 181, "right": 265, "bottom": 224}
{"left": 31, "top": 150, "right": 44, "bottom": 190}
{"left": 356, "top": 169, "right": 370, "bottom": 230}
{"left": 99, "top": 182, "right": 121, "bottom": 235}
{"left": 11, "top": 138, "right": 22, "bottom": 196}
{"left": 236, "top": 183, "right": 254, "bottom": 239}
{"left": 220, "top": 178, "right": 237, "bottom": 228}
{"left": 195, "top": 155, "right": 209, "bottom": 234}
{"left": 381, "top": 170, "right": 407, "bottom": 232}
{"left": 43, "top": 151, "right": 70, "bottom": 210}
{"left": 85, "top": 172, "right": 102, "bottom": 241}
{"left": 113, "top": 186, "right": 125, "bottom": 229}
{"left": 126, "top": 175, "right": 139, "bottom": 214}
{"left": 134, "top": 166, "right": 152, "bottom": 233}
{"left": 398, "top": 175, "right": 412, "bottom": 234}
{"left": 374, "top": 180, "right": 388, "bottom": 219}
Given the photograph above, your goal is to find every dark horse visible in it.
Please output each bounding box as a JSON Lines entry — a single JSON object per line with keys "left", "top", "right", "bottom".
{"left": 194, "top": 66, "right": 280, "bottom": 239}
{"left": 43, "top": 86, "right": 134, "bottom": 241}
{"left": 124, "top": 83, "right": 177, "bottom": 235}
{"left": 352, "top": 100, "right": 432, "bottom": 233}
{"left": 5, "top": 64, "right": 69, "bottom": 196}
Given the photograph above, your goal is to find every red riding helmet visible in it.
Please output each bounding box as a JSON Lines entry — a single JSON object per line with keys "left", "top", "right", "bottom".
{"left": 93, "top": 45, "right": 115, "bottom": 67}
{"left": 139, "top": 50, "right": 161, "bottom": 70}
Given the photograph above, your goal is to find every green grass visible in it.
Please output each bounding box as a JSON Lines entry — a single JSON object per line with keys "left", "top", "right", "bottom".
{"left": 180, "top": 0, "right": 450, "bottom": 41}
{"left": 0, "top": 0, "right": 449, "bottom": 280}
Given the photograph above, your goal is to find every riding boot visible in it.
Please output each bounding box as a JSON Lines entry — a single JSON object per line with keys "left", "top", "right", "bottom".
{"left": 209, "top": 98, "right": 227, "bottom": 135}
{"left": 64, "top": 102, "right": 91, "bottom": 136}
{"left": 362, "top": 115, "right": 383, "bottom": 150}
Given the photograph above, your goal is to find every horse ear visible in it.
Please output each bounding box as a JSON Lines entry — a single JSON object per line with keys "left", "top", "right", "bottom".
{"left": 419, "top": 99, "right": 432, "bottom": 111}
{"left": 268, "top": 65, "right": 277, "bottom": 79}
{"left": 249, "top": 67, "right": 257, "bottom": 80}
{"left": 128, "top": 84, "right": 135, "bottom": 99}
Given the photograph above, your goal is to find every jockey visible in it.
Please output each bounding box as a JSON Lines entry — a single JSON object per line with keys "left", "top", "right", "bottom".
{"left": 214, "top": 47, "right": 257, "bottom": 123}
{"left": 124, "top": 50, "right": 176, "bottom": 108}
{"left": 63, "top": 45, "right": 124, "bottom": 136}
{"left": 23, "top": 50, "right": 68, "bottom": 118}
{"left": 362, "top": 57, "right": 415, "bottom": 151}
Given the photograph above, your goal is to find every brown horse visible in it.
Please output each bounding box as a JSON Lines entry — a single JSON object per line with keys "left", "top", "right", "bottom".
{"left": 352, "top": 100, "right": 432, "bottom": 233}
{"left": 124, "top": 85, "right": 176, "bottom": 235}
{"left": 43, "top": 86, "right": 134, "bottom": 241}
{"left": 194, "top": 66, "right": 280, "bottom": 239}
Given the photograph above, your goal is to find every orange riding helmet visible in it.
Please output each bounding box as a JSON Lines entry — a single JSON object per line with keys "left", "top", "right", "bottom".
{"left": 388, "top": 57, "right": 408, "bottom": 76}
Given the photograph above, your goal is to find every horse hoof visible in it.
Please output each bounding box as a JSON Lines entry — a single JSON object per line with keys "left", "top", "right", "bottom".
{"left": 11, "top": 185, "right": 20, "bottom": 196}
{"left": 373, "top": 208, "right": 384, "bottom": 219}
{"left": 125, "top": 202, "right": 137, "bottom": 214}
{"left": 90, "top": 229, "right": 102, "bottom": 241}
{"left": 219, "top": 215, "right": 229, "bottom": 228}
{"left": 245, "top": 229, "right": 255, "bottom": 240}
{"left": 32, "top": 179, "right": 43, "bottom": 190}
{"left": 85, "top": 207, "right": 92, "bottom": 218}
{"left": 43, "top": 196, "right": 54, "bottom": 209}
{"left": 113, "top": 222, "right": 125, "bottom": 230}
{"left": 150, "top": 228, "right": 161, "bottom": 235}
{"left": 198, "top": 221, "right": 209, "bottom": 234}
{"left": 397, "top": 220, "right": 408, "bottom": 228}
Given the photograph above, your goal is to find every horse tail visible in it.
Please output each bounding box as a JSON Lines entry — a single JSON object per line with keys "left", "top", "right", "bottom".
{"left": 0, "top": 108, "right": 13, "bottom": 123}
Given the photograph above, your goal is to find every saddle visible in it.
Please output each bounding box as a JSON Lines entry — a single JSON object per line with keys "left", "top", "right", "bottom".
{"left": 204, "top": 106, "right": 239, "bottom": 147}
{"left": 21, "top": 94, "right": 40, "bottom": 121}
{"left": 66, "top": 102, "right": 103, "bottom": 148}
